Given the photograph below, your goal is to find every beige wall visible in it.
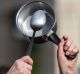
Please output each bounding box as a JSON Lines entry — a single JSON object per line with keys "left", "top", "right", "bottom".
{"left": 54, "top": 0, "right": 80, "bottom": 74}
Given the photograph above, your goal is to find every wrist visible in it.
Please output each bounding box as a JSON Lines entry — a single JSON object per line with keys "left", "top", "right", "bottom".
{"left": 60, "top": 71, "right": 75, "bottom": 74}
{"left": 60, "top": 68, "right": 76, "bottom": 74}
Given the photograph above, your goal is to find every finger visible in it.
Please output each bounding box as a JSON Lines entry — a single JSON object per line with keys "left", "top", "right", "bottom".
{"left": 65, "top": 48, "right": 79, "bottom": 56}
{"left": 64, "top": 38, "right": 72, "bottom": 47}
{"left": 64, "top": 38, "right": 72, "bottom": 51}
{"left": 63, "top": 35, "right": 68, "bottom": 40}
{"left": 20, "top": 56, "right": 33, "bottom": 66}
{"left": 26, "top": 63, "right": 32, "bottom": 71}
{"left": 72, "top": 47, "right": 79, "bottom": 54}
{"left": 15, "top": 59, "right": 32, "bottom": 72}
{"left": 66, "top": 42, "right": 76, "bottom": 55}
{"left": 65, "top": 48, "right": 78, "bottom": 60}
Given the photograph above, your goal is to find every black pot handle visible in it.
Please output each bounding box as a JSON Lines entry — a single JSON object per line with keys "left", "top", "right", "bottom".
{"left": 48, "top": 33, "right": 60, "bottom": 45}
{"left": 48, "top": 33, "right": 77, "bottom": 60}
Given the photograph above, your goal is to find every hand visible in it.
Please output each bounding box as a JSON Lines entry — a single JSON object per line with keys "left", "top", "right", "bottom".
{"left": 7, "top": 56, "right": 33, "bottom": 74}
{"left": 57, "top": 35, "right": 79, "bottom": 74}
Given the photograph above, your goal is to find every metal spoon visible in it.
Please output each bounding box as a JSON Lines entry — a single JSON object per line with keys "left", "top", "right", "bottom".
{"left": 26, "top": 10, "right": 46, "bottom": 56}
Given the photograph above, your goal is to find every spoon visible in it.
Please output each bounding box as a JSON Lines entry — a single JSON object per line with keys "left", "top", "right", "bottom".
{"left": 26, "top": 10, "right": 46, "bottom": 56}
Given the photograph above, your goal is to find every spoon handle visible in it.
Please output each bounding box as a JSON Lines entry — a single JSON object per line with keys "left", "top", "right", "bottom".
{"left": 26, "top": 31, "right": 36, "bottom": 56}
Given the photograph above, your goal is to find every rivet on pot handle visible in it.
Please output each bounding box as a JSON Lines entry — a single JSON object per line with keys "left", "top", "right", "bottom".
{"left": 47, "top": 31, "right": 77, "bottom": 60}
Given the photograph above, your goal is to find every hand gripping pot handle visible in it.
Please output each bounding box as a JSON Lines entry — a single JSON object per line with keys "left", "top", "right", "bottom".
{"left": 48, "top": 33, "right": 77, "bottom": 60}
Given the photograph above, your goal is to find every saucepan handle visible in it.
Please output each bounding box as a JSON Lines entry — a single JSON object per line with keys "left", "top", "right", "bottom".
{"left": 48, "top": 33, "right": 77, "bottom": 60}
{"left": 48, "top": 33, "right": 60, "bottom": 45}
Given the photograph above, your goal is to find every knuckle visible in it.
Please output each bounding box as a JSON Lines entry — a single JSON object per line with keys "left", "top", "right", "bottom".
{"left": 67, "top": 39, "right": 72, "bottom": 45}
{"left": 72, "top": 41, "right": 75, "bottom": 46}
{"left": 30, "top": 66, "right": 32, "bottom": 70}
{"left": 19, "top": 69, "right": 23, "bottom": 73}
{"left": 66, "top": 42, "right": 71, "bottom": 47}
{"left": 27, "top": 65, "right": 32, "bottom": 71}
{"left": 31, "top": 60, "right": 33, "bottom": 65}
{"left": 15, "top": 59, "right": 20, "bottom": 64}
{"left": 19, "top": 70, "right": 24, "bottom": 74}
{"left": 15, "top": 59, "right": 22, "bottom": 68}
{"left": 73, "top": 48, "right": 79, "bottom": 53}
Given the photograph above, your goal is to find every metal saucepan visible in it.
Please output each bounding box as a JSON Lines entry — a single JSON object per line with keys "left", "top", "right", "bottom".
{"left": 16, "top": 1, "right": 77, "bottom": 59}
{"left": 16, "top": 1, "right": 58, "bottom": 43}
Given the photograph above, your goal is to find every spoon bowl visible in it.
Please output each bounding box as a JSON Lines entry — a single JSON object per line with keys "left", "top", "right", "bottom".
{"left": 30, "top": 10, "right": 46, "bottom": 31}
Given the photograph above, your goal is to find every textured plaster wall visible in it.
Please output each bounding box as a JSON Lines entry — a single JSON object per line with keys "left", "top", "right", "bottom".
{"left": 54, "top": 0, "right": 80, "bottom": 74}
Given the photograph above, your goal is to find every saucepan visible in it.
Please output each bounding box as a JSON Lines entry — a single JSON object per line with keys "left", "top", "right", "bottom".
{"left": 16, "top": 1, "right": 77, "bottom": 59}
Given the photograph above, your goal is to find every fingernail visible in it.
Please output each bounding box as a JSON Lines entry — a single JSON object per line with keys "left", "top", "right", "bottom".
{"left": 63, "top": 35, "right": 68, "bottom": 39}
{"left": 64, "top": 46, "right": 68, "bottom": 51}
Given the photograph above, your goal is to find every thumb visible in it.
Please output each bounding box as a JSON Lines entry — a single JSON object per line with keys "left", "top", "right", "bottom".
{"left": 20, "top": 56, "right": 33, "bottom": 66}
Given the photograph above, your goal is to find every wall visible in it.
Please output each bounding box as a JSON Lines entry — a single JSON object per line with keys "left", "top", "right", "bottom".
{"left": 54, "top": 0, "right": 80, "bottom": 74}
